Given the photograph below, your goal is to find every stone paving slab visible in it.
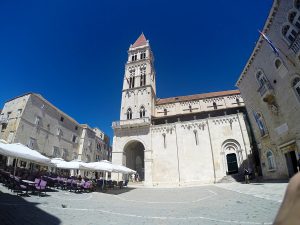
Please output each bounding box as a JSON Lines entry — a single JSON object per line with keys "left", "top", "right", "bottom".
{"left": 0, "top": 183, "right": 286, "bottom": 225}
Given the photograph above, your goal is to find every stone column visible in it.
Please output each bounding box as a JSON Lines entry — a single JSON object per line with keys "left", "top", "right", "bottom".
{"left": 144, "top": 148, "right": 153, "bottom": 186}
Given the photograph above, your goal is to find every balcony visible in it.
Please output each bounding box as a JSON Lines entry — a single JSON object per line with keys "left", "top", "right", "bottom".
{"left": 258, "top": 82, "right": 275, "bottom": 104}
{"left": 290, "top": 33, "right": 300, "bottom": 54}
{"left": 112, "top": 117, "right": 151, "bottom": 129}
{"left": 0, "top": 116, "right": 8, "bottom": 124}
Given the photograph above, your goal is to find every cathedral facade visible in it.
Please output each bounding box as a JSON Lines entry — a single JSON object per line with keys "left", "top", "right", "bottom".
{"left": 112, "top": 34, "right": 255, "bottom": 186}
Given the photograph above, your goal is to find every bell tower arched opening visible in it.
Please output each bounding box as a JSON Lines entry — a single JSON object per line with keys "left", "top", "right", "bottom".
{"left": 123, "top": 141, "right": 145, "bottom": 181}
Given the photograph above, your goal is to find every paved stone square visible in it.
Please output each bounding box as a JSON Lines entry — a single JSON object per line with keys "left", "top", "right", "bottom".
{"left": 0, "top": 182, "right": 288, "bottom": 225}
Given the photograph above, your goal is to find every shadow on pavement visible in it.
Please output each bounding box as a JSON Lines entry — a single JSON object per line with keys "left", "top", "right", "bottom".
{"left": 0, "top": 191, "right": 61, "bottom": 225}
{"left": 99, "top": 187, "right": 136, "bottom": 195}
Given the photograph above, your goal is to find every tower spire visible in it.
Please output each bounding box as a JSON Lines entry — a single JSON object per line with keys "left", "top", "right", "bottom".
{"left": 132, "top": 33, "right": 147, "bottom": 48}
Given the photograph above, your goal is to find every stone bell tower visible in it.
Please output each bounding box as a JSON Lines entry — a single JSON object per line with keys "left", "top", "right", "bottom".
{"left": 112, "top": 33, "right": 156, "bottom": 185}
{"left": 120, "top": 33, "right": 156, "bottom": 121}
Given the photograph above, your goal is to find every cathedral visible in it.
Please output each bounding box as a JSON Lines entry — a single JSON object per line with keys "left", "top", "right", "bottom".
{"left": 112, "top": 34, "right": 255, "bottom": 186}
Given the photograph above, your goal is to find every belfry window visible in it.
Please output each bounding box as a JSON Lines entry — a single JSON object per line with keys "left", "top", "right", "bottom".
{"left": 140, "top": 68, "right": 146, "bottom": 86}
{"left": 140, "top": 106, "right": 146, "bottom": 118}
{"left": 189, "top": 105, "right": 192, "bottom": 112}
{"left": 129, "top": 77, "right": 135, "bottom": 88}
{"left": 127, "top": 108, "right": 132, "bottom": 120}
{"left": 131, "top": 54, "right": 137, "bottom": 61}
{"left": 140, "top": 52, "right": 146, "bottom": 59}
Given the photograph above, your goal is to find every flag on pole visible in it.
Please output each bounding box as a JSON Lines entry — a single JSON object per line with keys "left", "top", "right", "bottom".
{"left": 258, "top": 30, "right": 279, "bottom": 56}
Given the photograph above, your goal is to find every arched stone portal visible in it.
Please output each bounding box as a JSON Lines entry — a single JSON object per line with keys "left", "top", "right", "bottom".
{"left": 123, "top": 141, "right": 145, "bottom": 181}
{"left": 221, "top": 139, "right": 242, "bottom": 175}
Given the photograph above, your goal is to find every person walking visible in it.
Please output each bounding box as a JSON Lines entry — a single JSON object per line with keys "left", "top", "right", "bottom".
{"left": 244, "top": 168, "right": 250, "bottom": 184}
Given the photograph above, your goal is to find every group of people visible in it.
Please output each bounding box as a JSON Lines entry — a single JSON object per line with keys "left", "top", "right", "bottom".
{"left": 131, "top": 172, "right": 140, "bottom": 182}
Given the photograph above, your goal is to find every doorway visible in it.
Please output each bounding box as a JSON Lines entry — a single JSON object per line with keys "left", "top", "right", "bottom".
{"left": 285, "top": 151, "right": 298, "bottom": 177}
{"left": 226, "top": 153, "right": 238, "bottom": 174}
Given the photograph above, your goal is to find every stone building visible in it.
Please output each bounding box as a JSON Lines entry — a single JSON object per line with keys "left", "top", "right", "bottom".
{"left": 0, "top": 93, "right": 111, "bottom": 163}
{"left": 236, "top": 0, "right": 300, "bottom": 179}
{"left": 112, "top": 34, "right": 256, "bottom": 186}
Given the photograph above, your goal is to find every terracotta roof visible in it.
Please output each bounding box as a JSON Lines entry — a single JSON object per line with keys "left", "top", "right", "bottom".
{"left": 156, "top": 90, "right": 240, "bottom": 105}
{"left": 132, "top": 33, "right": 147, "bottom": 48}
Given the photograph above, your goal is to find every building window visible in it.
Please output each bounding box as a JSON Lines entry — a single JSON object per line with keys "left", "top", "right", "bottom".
{"left": 1, "top": 123, "right": 7, "bottom": 131}
{"left": 275, "top": 59, "right": 282, "bottom": 69}
{"left": 72, "top": 152, "right": 77, "bottom": 160}
{"left": 60, "top": 116, "right": 64, "bottom": 122}
{"left": 28, "top": 138, "right": 36, "bottom": 149}
{"left": 35, "top": 116, "right": 41, "bottom": 126}
{"left": 266, "top": 150, "right": 276, "bottom": 171}
{"left": 236, "top": 98, "right": 240, "bottom": 105}
{"left": 296, "top": 0, "right": 300, "bottom": 9}
{"left": 75, "top": 126, "right": 78, "bottom": 130}
{"left": 72, "top": 135, "right": 77, "bottom": 143}
{"left": 256, "top": 70, "right": 268, "bottom": 87}
{"left": 7, "top": 112, "right": 11, "bottom": 119}
{"left": 162, "top": 133, "right": 166, "bottom": 149}
{"left": 53, "top": 146, "right": 60, "bottom": 158}
{"left": 140, "top": 106, "right": 145, "bottom": 118}
{"left": 164, "top": 109, "right": 167, "bottom": 116}
{"left": 7, "top": 131, "right": 14, "bottom": 143}
{"left": 253, "top": 111, "right": 268, "bottom": 137}
{"left": 127, "top": 108, "right": 132, "bottom": 120}
{"left": 193, "top": 130, "right": 199, "bottom": 146}
{"left": 17, "top": 109, "right": 22, "bottom": 116}
{"left": 292, "top": 77, "right": 300, "bottom": 99}
{"left": 289, "top": 11, "right": 297, "bottom": 24}
{"left": 213, "top": 102, "right": 217, "bottom": 110}
{"left": 62, "top": 149, "right": 67, "bottom": 160}
{"left": 189, "top": 105, "right": 192, "bottom": 112}
{"left": 282, "top": 24, "right": 298, "bottom": 44}
{"left": 57, "top": 128, "right": 63, "bottom": 136}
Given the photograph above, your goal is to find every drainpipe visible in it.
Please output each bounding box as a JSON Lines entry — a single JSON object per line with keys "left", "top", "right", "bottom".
{"left": 236, "top": 112, "right": 249, "bottom": 169}
{"left": 206, "top": 116, "right": 216, "bottom": 183}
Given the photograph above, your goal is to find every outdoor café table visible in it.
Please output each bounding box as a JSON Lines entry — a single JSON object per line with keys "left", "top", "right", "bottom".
{"left": 22, "top": 180, "right": 35, "bottom": 195}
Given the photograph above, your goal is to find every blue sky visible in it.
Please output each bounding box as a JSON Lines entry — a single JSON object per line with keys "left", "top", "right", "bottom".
{"left": 0, "top": 0, "right": 273, "bottom": 141}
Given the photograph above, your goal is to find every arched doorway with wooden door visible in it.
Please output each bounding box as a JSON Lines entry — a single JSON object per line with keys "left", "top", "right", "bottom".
{"left": 123, "top": 140, "right": 145, "bottom": 181}
{"left": 221, "top": 139, "right": 242, "bottom": 175}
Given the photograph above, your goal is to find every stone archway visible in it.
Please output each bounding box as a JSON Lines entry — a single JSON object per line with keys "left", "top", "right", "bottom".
{"left": 123, "top": 141, "right": 145, "bottom": 181}
{"left": 221, "top": 139, "right": 242, "bottom": 175}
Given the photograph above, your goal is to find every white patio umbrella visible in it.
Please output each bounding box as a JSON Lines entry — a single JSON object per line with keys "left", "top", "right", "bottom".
{"left": 56, "top": 160, "right": 88, "bottom": 170}
{"left": 113, "top": 164, "right": 136, "bottom": 174}
{"left": 0, "top": 142, "right": 50, "bottom": 165}
{"left": 0, "top": 142, "right": 51, "bottom": 175}
{"left": 50, "top": 158, "right": 66, "bottom": 165}
{"left": 79, "top": 161, "right": 113, "bottom": 172}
